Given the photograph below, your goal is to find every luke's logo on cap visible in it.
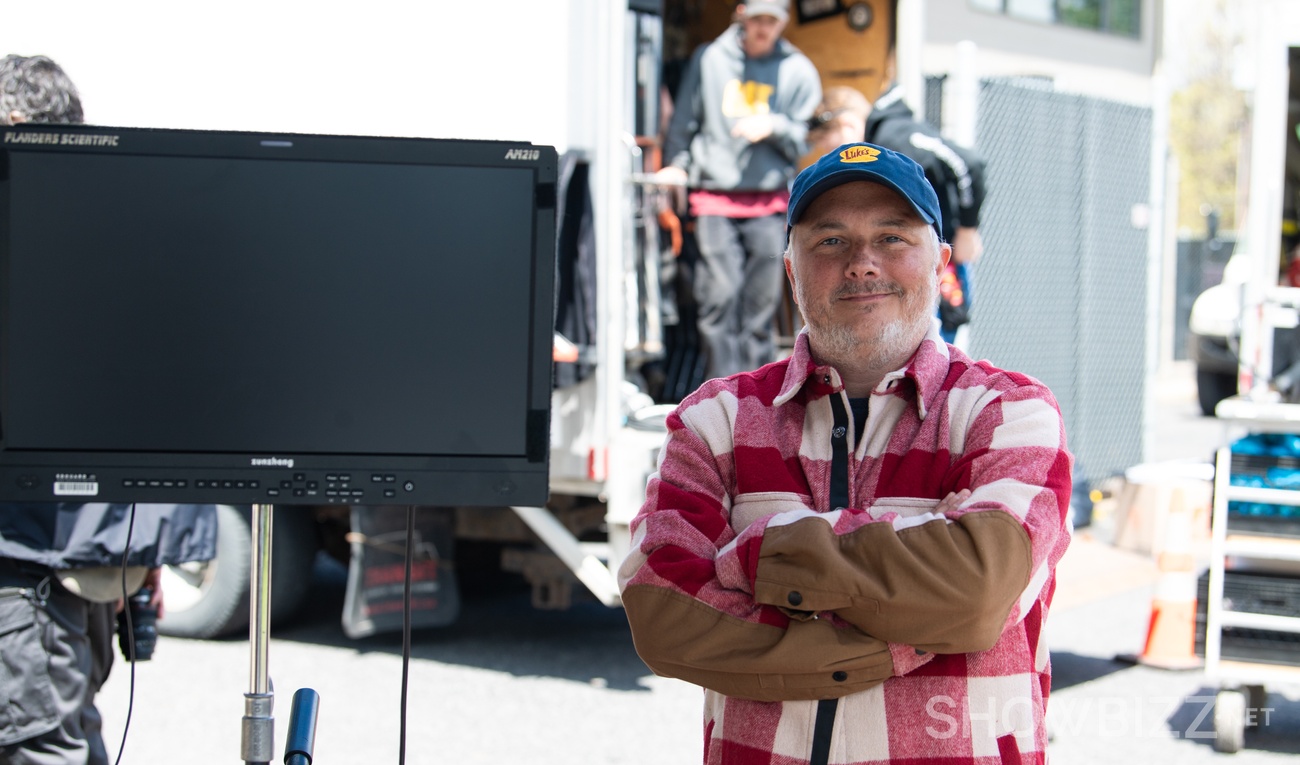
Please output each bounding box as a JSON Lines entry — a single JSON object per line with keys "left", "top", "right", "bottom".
{"left": 839, "top": 145, "right": 881, "bottom": 164}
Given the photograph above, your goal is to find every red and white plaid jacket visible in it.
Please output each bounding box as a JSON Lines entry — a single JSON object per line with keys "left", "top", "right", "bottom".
{"left": 619, "top": 325, "right": 1073, "bottom": 764}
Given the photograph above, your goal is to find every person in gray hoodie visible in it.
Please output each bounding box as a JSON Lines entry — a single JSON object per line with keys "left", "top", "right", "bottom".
{"left": 655, "top": 1, "right": 821, "bottom": 380}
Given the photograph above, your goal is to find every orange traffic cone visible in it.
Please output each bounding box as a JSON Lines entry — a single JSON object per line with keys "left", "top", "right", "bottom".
{"left": 1132, "top": 487, "right": 1203, "bottom": 669}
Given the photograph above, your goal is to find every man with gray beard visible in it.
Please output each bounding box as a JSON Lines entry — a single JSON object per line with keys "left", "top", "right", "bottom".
{"left": 620, "top": 143, "right": 1072, "bottom": 765}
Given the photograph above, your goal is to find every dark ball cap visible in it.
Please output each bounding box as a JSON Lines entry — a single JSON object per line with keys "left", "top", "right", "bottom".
{"left": 787, "top": 142, "right": 943, "bottom": 239}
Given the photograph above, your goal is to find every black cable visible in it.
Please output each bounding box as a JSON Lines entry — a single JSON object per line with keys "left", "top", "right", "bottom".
{"left": 113, "top": 503, "right": 139, "bottom": 765}
{"left": 399, "top": 506, "right": 415, "bottom": 765}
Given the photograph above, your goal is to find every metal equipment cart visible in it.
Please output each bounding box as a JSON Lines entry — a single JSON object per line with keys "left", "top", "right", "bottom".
{"left": 1206, "top": 399, "right": 1300, "bottom": 752}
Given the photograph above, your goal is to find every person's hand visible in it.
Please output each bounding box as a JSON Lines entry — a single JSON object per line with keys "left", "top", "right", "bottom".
{"left": 952, "top": 226, "right": 983, "bottom": 265}
{"left": 652, "top": 165, "right": 688, "bottom": 187}
{"left": 143, "top": 566, "right": 165, "bottom": 620}
{"left": 935, "top": 489, "right": 972, "bottom": 515}
{"left": 731, "top": 113, "right": 775, "bottom": 143}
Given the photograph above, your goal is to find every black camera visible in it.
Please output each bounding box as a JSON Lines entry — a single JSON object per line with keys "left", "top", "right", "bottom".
{"left": 117, "top": 586, "right": 158, "bottom": 661}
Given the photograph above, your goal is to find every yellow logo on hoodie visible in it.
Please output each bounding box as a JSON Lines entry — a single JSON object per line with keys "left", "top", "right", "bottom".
{"left": 722, "top": 80, "right": 774, "bottom": 117}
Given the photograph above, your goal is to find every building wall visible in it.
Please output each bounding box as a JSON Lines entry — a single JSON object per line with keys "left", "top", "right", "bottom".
{"left": 921, "top": 0, "right": 1163, "bottom": 105}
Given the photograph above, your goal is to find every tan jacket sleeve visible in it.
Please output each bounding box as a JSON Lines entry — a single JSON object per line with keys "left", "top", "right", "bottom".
{"left": 622, "top": 583, "right": 895, "bottom": 702}
{"left": 751, "top": 511, "right": 1031, "bottom": 654}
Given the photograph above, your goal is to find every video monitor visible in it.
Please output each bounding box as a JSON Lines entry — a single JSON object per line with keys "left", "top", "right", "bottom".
{"left": 0, "top": 125, "right": 556, "bottom": 507}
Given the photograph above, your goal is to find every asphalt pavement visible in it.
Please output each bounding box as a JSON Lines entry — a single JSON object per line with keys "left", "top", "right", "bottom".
{"left": 93, "top": 362, "right": 1300, "bottom": 764}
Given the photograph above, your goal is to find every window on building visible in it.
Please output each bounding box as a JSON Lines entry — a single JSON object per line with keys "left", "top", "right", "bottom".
{"left": 970, "top": 0, "right": 1140, "bottom": 38}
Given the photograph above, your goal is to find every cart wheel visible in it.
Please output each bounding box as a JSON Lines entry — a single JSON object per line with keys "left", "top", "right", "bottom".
{"left": 1245, "top": 685, "right": 1268, "bottom": 726}
{"left": 1213, "top": 689, "right": 1247, "bottom": 753}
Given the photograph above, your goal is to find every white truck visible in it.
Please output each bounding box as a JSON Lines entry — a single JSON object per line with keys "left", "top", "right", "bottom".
{"left": 1, "top": 0, "right": 912, "bottom": 638}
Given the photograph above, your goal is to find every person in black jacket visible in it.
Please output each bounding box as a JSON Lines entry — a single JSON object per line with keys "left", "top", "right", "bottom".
{"left": 0, "top": 54, "right": 220, "bottom": 765}
{"left": 861, "top": 83, "right": 987, "bottom": 343}
{"left": 809, "top": 84, "right": 987, "bottom": 344}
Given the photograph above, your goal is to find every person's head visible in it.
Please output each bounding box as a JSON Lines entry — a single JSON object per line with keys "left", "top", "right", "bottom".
{"left": 808, "top": 86, "right": 872, "bottom": 157}
{"left": 737, "top": 1, "right": 789, "bottom": 58}
{"left": 0, "top": 54, "right": 83, "bottom": 126}
{"left": 784, "top": 143, "right": 950, "bottom": 375}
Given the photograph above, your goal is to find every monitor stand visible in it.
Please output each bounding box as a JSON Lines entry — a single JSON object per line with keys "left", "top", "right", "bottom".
{"left": 238, "top": 505, "right": 321, "bottom": 765}
{"left": 240, "top": 504, "right": 275, "bottom": 765}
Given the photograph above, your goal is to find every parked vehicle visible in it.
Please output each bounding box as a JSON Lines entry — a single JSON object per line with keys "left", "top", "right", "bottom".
{"left": 1189, "top": 251, "right": 1249, "bottom": 415}
{"left": 1188, "top": 246, "right": 1300, "bottom": 416}
{"left": 1183, "top": 248, "right": 1300, "bottom": 418}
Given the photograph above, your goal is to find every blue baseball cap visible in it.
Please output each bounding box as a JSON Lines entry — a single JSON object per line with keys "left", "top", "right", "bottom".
{"left": 787, "top": 142, "right": 943, "bottom": 240}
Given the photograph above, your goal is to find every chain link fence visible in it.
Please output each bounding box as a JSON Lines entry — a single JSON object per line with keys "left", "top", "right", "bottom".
{"left": 930, "top": 76, "right": 1154, "bottom": 488}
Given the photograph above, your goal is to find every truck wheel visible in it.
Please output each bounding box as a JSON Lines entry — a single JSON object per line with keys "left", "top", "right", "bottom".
{"left": 157, "top": 505, "right": 319, "bottom": 639}
{"left": 1196, "top": 367, "right": 1236, "bottom": 417}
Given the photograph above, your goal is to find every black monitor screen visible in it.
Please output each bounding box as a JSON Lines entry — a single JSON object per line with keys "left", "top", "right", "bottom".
{"left": 0, "top": 126, "right": 557, "bottom": 506}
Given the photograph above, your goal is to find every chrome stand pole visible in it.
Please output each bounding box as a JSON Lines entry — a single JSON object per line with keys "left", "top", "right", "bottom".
{"left": 241, "top": 504, "right": 275, "bottom": 764}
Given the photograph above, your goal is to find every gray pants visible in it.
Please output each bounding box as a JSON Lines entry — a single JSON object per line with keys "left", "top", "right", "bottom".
{"left": 0, "top": 566, "right": 115, "bottom": 765}
{"left": 692, "top": 213, "right": 788, "bottom": 381}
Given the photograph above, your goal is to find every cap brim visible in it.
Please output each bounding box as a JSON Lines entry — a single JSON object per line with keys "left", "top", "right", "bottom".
{"left": 788, "top": 166, "right": 939, "bottom": 229}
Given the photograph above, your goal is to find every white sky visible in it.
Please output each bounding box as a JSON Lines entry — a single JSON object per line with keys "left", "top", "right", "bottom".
{"left": 1, "top": 0, "right": 583, "bottom": 146}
